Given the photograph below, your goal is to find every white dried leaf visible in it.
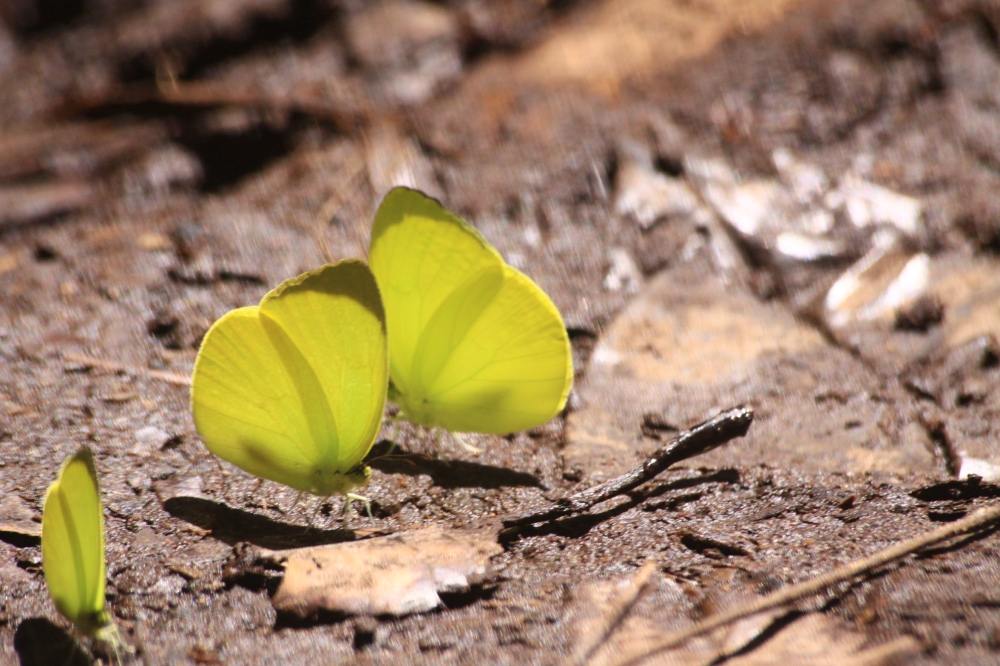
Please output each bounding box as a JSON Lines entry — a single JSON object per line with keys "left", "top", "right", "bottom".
{"left": 271, "top": 526, "right": 501, "bottom": 617}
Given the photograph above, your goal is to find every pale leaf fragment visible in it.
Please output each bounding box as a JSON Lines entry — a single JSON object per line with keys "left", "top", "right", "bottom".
{"left": 272, "top": 526, "right": 502, "bottom": 617}
{"left": 0, "top": 494, "right": 41, "bottom": 544}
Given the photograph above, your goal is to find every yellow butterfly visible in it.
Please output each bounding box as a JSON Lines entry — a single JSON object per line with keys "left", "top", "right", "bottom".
{"left": 191, "top": 260, "right": 388, "bottom": 497}
{"left": 369, "top": 187, "right": 573, "bottom": 435}
{"left": 42, "top": 447, "right": 126, "bottom": 655}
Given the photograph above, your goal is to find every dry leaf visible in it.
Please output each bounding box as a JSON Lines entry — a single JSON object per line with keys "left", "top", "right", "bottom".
{"left": 0, "top": 521, "right": 41, "bottom": 545}
{"left": 0, "top": 495, "right": 41, "bottom": 545}
{"left": 271, "top": 526, "right": 502, "bottom": 617}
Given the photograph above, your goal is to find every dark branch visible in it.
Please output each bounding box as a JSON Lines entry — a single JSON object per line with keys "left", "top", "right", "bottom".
{"left": 503, "top": 406, "right": 754, "bottom": 528}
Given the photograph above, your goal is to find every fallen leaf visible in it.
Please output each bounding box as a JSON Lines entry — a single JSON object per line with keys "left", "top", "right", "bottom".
{"left": 271, "top": 526, "right": 502, "bottom": 617}
{"left": 0, "top": 495, "right": 41, "bottom": 545}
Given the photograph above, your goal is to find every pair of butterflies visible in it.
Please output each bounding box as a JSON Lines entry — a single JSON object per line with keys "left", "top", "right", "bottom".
{"left": 191, "top": 187, "right": 574, "bottom": 497}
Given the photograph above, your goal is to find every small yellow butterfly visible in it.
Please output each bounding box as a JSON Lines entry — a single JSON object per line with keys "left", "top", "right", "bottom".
{"left": 369, "top": 187, "right": 574, "bottom": 435}
{"left": 190, "top": 260, "right": 388, "bottom": 497}
{"left": 42, "top": 447, "right": 125, "bottom": 653}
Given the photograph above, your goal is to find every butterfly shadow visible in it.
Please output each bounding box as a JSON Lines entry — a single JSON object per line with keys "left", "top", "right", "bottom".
{"left": 367, "top": 440, "right": 544, "bottom": 490}
{"left": 14, "top": 618, "right": 90, "bottom": 666}
{"left": 162, "top": 495, "right": 360, "bottom": 549}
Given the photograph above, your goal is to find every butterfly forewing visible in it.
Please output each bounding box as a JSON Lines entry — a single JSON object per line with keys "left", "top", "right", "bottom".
{"left": 370, "top": 188, "right": 503, "bottom": 399}
{"left": 192, "top": 306, "right": 322, "bottom": 490}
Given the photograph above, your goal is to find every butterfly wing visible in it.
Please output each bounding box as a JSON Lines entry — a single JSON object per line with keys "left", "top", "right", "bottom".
{"left": 259, "top": 260, "right": 387, "bottom": 472}
{"left": 370, "top": 187, "right": 573, "bottom": 434}
{"left": 42, "top": 448, "right": 108, "bottom": 634}
{"left": 413, "top": 265, "right": 573, "bottom": 433}
{"left": 370, "top": 187, "right": 504, "bottom": 401}
{"left": 191, "top": 261, "right": 387, "bottom": 495}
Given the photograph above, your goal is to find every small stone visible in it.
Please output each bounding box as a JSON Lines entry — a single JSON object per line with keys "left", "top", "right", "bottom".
{"left": 133, "top": 425, "right": 174, "bottom": 454}
{"left": 603, "top": 248, "right": 642, "bottom": 294}
{"left": 958, "top": 456, "right": 1000, "bottom": 483}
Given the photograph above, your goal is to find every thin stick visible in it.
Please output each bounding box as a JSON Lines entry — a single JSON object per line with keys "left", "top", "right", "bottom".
{"left": 626, "top": 503, "right": 1000, "bottom": 664}
{"left": 503, "top": 406, "right": 754, "bottom": 528}
{"left": 64, "top": 352, "right": 191, "bottom": 386}
{"left": 575, "top": 561, "right": 657, "bottom": 666}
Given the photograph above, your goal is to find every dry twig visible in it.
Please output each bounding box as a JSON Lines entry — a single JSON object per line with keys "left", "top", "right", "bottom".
{"left": 573, "top": 561, "right": 658, "bottom": 666}
{"left": 503, "top": 406, "right": 754, "bottom": 529}
{"left": 623, "top": 502, "right": 1000, "bottom": 664}
{"left": 64, "top": 352, "right": 191, "bottom": 386}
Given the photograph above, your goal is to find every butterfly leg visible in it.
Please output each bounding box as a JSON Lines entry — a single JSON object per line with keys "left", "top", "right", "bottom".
{"left": 247, "top": 477, "right": 266, "bottom": 511}
{"left": 382, "top": 413, "right": 404, "bottom": 456}
{"left": 309, "top": 500, "right": 328, "bottom": 530}
{"left": 286, "top": 490, "right": 308, "bottom": 517}
{"left": 451, "top": 431, "right": 483, "bottom": 454}
{"left": 103, "top": 625, "right": 131, "bottom": 666}
{"left": 339, "top": 494, "right": 355, "bottom": 523}
{"left": 345, "top": 492, "right": 373, "bottom": 520}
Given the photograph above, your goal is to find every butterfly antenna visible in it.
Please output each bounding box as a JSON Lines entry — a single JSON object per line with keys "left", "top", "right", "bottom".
{"left": 286, "top": 490, "right": 308, "bottom": 517}
{"left": 96, "top": 622, "right": 131, "bottom": 666}
{"left": 246, "top": 478, "right": 266, "bottom": 511}
{"left": 345, "top": 493, "right": 373, "bottom": 520}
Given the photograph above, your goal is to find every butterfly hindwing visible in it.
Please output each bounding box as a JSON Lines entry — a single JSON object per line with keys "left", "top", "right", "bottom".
{"left": 415, "top": 265, "right": 574, "bottom": 433}
{"left": 259, "top": 261, "right": 388, "bottom": 471}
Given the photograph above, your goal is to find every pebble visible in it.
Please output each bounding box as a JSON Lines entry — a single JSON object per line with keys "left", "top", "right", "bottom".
{"left": 133, "top": 425, "right": 173, "bottom": 453}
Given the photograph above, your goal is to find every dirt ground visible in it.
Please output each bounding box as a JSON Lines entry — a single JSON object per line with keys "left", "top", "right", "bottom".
{"left": 2, "top": 0, "right": 1000, "bottom": 663}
